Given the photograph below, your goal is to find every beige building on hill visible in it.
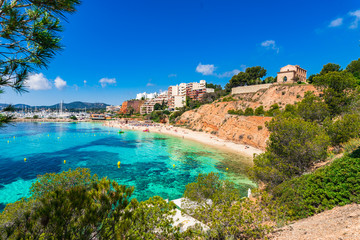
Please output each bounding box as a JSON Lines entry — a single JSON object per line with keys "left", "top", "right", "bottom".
{"left": 277, "top": 65, "right": 307, "bottom": 84}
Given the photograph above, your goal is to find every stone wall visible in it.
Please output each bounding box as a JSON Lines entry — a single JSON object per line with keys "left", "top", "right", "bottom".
{"left": 231, "top": 83, "right": 273, "bottom": 95}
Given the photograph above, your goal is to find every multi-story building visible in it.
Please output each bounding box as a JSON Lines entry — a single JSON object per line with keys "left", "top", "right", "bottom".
{"left": 168, "top": 83, "right": 186, "bottom": 110}
{"left": 140, "top": 91, "right": 169, "bottom": 114}
{"left": 277, "top": 65, "right": 307, "bottom": 84}
{"left": 173, "top": 95, "right": 186, "bottom": 109}
{"left": 168, "top": 80, "right": 215, "bottom": 109}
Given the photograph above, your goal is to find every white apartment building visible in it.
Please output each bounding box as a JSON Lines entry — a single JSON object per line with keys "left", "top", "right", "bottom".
{"left": 173, "top": 95, "right": 186, "bottom": 109}
{"left": 140, "top": 91, "right": 169, "bottom": 114}
{"left": 167, "top": 80, "right": 210, "bottom": 110}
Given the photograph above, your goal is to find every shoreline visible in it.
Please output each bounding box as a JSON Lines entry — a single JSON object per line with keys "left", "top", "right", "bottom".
{"left": 103, "top": 121, "right": 264, "bottom": 158}
{"left": 13, "top": 119, "right": 104, "bottom": 123}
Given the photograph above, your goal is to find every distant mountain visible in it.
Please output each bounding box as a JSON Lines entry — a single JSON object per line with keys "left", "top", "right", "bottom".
{"left": 0, "top": 102, "right": 110, "bottom": 110}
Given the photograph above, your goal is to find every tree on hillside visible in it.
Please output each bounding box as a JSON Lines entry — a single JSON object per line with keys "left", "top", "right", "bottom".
{"left": 245, "top": 66, "right": 267, "bottom": 81}
{"left": 313, "top": 71, "right": 358, "bottom": 116}
{"left": 154, "top": 103, "right": 162, "bottom": 111}
{"left": 346, "top": 58, "right": 360, "bottom": 80}
{"left": 0, "top": 0, "right": 81, "bottom": 126}
{"left": 251, "top": 117, "right": 330, "bottom": 187}
{"left": 225, "top": 66, "right": 267, "bottom": 92}
{"left": 320, "top": 63, "right": 342, "bottom": 75}
{"left": 264, "top": 76, "right": 276, "bottom": 84}
{"left": 205, "top": 83, "right": 222, "bottom": 91}
{"left": 225, "top": 72, "right": 250, "bottom": 91}
{"left": 297, "top": 92, "right": 330, "bottom": 122}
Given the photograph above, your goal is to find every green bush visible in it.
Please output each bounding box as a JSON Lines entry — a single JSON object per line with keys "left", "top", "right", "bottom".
{"left": 222, "top": 96, "right": 237, "bottom": 102}
{"left": 254, "top": 106, "right": 265, "bottom": 116}
{"left": 273, "top": 155, "right": 360, "bottom": 220}
{"left": 228, "top": 109, "right": 244, "bottom": 116}
{"left": 297, "top": 92, "right": 330, "bottom": 122}
{"left": 324, "top": 114, "right": 360, "bottom": 146}
{"left": 265, "top": 103, "right": 281, "bottom": 117}
{"left": 251, "top": 117, "right": 330, "bottom": 187}
{"left": 244, "top": 107, "right": 254, "bottom": 116}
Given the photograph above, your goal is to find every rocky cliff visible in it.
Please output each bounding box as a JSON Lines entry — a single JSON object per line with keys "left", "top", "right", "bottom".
{"left": 179, "top": 84, "right": 318, "bottom": 150}
{"left": 119, "top": 100, "right": 144, "bottom": 114}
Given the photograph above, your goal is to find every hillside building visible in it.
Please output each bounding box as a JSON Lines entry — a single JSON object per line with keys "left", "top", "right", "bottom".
{"left": 277, "top": 65, "right": 307, "bottom": 84}
{"left": 167, "top": 80, "right": 214, "bottom": 110}
{"left": 140, "top": 91, "right": 168, "bottom": 114}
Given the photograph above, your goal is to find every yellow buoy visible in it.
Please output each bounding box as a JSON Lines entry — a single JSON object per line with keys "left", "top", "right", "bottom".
{"left": 64, "top": 160, "right": 66, "bottom": 164}
{"left": 24, "top": 158, "right": 27, "bottom": 162}
{"left": 226, "top": 168, "right": 229, "bottom": 171}
{"left": 117, "top": 161, "right": 121, "bottom": 168}
{"left": 173, "top": 164, "right": 175, "bottom": 168}
{"left": 13, "top": 136, "right": 15, "bottom": 139}
{"left": 7, "top": 141, "right": 9, "bottom": 143}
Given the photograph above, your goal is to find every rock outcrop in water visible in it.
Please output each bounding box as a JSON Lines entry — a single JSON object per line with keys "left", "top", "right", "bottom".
{"left": 179, "top": 84, "right": 318, "bottom": 150}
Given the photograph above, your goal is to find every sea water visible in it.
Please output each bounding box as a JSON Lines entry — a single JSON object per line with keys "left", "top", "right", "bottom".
{"left": 0, "top": 122, "right": 255, "bottom": 210}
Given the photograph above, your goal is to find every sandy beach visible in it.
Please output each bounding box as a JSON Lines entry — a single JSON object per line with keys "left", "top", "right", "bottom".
{"left": 103, "top": 121, "right": 264, "bottom": 157}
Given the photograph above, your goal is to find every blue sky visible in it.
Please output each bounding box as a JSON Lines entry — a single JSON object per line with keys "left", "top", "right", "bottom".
{"left": 2, "top": 0, "right": 360, "bottom": 106}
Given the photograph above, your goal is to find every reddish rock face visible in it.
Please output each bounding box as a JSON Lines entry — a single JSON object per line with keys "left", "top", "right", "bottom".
{"left": 179, "top": 84, "right": 319, "bottom": 150}
{"left": 119, "top": 100, "right": 144, "bottom": 114}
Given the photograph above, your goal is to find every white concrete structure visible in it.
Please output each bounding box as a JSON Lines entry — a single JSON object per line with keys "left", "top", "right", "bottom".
{"left": 231, "top": 83, "right": 273, "bottom": 95}
{"left": 171, "top": 198, "right": 210, "bottom": 232}
{"left": 173, "top": 95, "right": 186, "bottom": 109}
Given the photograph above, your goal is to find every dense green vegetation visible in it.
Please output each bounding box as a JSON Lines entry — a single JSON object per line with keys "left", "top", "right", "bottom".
{"left": 225, "top": 66, "right": 271, "bottom": 92}
{"left": 272, "top": 155, "right": 360, "bottom": 220}
{"left": 0, "top": 168, "right": 183, "bottom": 239}
{"left": 248, "top": 59, "right": 360, "bottom": 224}
{"left": 182, "top": 173, "right": 276, "bottom": 239}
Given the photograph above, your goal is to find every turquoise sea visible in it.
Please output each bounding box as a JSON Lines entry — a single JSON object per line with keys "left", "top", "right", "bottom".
{"left": 0, "top": 122, "right": 255, "bottom": 210}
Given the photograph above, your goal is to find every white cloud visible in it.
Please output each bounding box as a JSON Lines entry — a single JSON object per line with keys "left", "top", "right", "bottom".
{"left": 349, "top": 10, "right": 360, "bottom": 29}
{"left": 196, "top": 63, "right": 244, "bottom": 78}
{"left": 83, "top": 80, "right": 87, "bottom": 85}
{"left": 329, "top": 17, "right": 343, "bottom": 27}
{"left": 261, "top": 40, "right": 279, "bottom": 53}
{"left": 25, "top": 73, "right": 52, "bottom": 90}
{"left": 196, "top": 63, "right": 216, "bottom": 75}
{"left": 168, "top": 73, "right": 177, "bottom": 78}
{"left": 54, "top": 76, "right": 67, "bottom": 90}
{"left": 74, "top": 84, "right": 79, "bottom": 91}
{"left": 99, "top": 78, "right": 116, "bottom": 88}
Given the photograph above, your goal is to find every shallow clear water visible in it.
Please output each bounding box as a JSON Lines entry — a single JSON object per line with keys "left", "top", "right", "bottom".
{"left": 0, "top": 122, "right": 255, "bottom": 210}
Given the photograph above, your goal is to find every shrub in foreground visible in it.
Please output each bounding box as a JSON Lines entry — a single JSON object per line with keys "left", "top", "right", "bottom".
{"left": 0, "top": 168, "right": 180, "bottom": 239}
{"left": 183, "top": 173, "right": 275, "bottom": 240}
{"left": 272, "top": 155, "right": 360, "bottom": 220}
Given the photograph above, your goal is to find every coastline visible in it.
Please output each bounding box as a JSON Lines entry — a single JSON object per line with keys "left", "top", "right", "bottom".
{"left": 103, "top": 121, "right": 264, "bottom": 158}
{"left": 13, "top": 118, "right": 105, "bottom": 123}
